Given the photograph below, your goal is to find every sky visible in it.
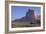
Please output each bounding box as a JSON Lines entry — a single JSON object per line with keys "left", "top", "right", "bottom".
{"left": 11, "top": 6, "right": 41, "bottom": 21}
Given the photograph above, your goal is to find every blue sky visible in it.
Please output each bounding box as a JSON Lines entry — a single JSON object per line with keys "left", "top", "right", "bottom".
{"left": 11, "top": 6, "right": 41, "bottom": 21}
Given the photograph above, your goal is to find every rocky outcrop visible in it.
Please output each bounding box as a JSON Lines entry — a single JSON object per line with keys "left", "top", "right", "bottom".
{"left": 12, "top": 9, "right": 40, "bottom": 24}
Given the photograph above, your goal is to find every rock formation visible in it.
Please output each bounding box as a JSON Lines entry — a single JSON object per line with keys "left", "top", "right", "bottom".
{"left": 12, "top": 9, "right": 37, "bottom": 23}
